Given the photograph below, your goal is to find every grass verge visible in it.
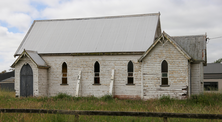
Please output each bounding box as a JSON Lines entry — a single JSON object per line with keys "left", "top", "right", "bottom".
{"left": 0, "top": 90, "right": 222, "bottom": 121}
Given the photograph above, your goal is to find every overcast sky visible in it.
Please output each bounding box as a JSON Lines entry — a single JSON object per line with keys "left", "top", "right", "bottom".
{"left": 0, "top": 0, "right": 222, "bottom": 72}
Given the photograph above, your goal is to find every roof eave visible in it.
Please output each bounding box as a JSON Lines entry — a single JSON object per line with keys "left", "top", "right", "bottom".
{"left": 138, "top": 32, "right": 192, "bottom": 62}
{"left": 14, "top": 21, "right": 37, "bottom": 57}
{"left": 11, "top": 49, "right": 50, "bottom": 69}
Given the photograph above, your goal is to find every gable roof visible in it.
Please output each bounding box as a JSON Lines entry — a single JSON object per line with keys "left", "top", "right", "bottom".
{"left": 14, "top": 13, "right": 161, "bottom": 56}
{"left": 0, "top": 71, "right": 14, "bottom": 82}
{"left": 11, "top": 50, "right": 49, "bottom": 68}
{"left": 138, "top": 32, "right": 192, "bottom": 62}
{"left": 0, "top": 77, "right": 14, "bottom": 83}
{"left": 172, "top": 35, "right": 206, "bottom": 64}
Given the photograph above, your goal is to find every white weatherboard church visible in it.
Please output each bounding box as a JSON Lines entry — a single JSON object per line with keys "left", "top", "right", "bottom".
{"left": 11, "top": 13, "right": 207, "bottom": 99}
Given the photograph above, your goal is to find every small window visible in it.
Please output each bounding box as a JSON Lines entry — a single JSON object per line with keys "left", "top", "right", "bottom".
{"left": 127, "top": 61, "right": 134, "bottom": 84}
{"left": 204, "top": 82, "right": 218, "bottom": 91}
{"left": 62, "top": 62, "right": 67, "bottom": 84}
{"left": 161, "top": 60, "right": 168, "bottom": 85}
{"left": 94, "top": 61, "right": 100, "bottom": 84}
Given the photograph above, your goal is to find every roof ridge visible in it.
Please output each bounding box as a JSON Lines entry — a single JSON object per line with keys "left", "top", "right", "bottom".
{"left": 34, "top": 13, "right": 160, "bottom": 22}
{"left": 25, "top": 50, "right": 38, "bottom": 53}
{"left": 172, "top": 35, "right": 205, "bottom": 37}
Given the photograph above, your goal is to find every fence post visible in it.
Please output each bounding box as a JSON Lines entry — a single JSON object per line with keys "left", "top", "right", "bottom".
{"left": 74, "top": 114, "right": 79, "bottom": 122}
{"left": 163, "top": 117, "right": 167, "bottom": 122}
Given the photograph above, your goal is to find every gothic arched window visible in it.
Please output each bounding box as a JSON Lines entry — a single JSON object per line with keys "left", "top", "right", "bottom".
{"left": 161, "top": 60, "right": 168, "bottom": 85}
{"left": 127, "top": 61, "right": 134, "bottom": 84}
{"left": 62, "top": 62, "right": 67, "bottom": 84}
{"left": 94, "top": 61, "right": 100, "bottom": 84}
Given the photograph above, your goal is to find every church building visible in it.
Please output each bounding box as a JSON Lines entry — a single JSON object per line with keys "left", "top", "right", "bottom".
{"left": 11, "top": 13, "right": 207, "bottom": 99}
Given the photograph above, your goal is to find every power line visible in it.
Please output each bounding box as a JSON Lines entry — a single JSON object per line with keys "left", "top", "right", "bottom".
{"left": 209, "top": 36, "right": 222, "bottom": 40}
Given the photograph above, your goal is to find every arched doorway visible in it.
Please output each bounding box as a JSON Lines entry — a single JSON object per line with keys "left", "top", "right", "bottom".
{"left": 20, "top": 64, "right": 33, "bottom": 97}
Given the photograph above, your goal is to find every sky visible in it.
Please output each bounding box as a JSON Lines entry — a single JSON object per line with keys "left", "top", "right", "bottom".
{"left": 0, "top": 0, "right": 222, "bottom": 72}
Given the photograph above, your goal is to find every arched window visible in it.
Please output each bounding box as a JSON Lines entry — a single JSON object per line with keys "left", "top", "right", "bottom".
{"left": 94, "top": 61, "right": 100, "bottom": 84}
{"left": 127, "top": 61, "right": 134, "bottom": 84}
{"left": 161, "top": 60, "right": 168, "bottom": 85}
{"left": 62, "top": 62, "right": 67, "bottom": 84}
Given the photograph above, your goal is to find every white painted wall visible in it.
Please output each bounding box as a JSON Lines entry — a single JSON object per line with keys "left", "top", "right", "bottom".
{"left": 142, "top": 41, "right": 189, "bottom": 99}
{"left": 38, "top": 68, "right": 48, "bottom": 96}
{"left": 42, "top": 55, "right": 142, "bottom": 99}
{"left": 191, "top": 63, "right": 204, "bottom": 94}
{"left": 14, "top": 48, "right": 203, "bottom": 99}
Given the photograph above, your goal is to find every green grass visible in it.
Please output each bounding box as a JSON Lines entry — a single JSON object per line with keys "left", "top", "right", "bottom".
{"left": 0, "top": 90, "right": 222, "bottom": 121}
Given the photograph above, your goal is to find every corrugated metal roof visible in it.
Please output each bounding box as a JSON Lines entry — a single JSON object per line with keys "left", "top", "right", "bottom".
{"left": 138, "top": 32, "right": 192, "bottom": 62}
{"left": 11, "top": 50, "right": 49, "bottom": 68}
{"left": 204, "top": 63, "right": 222, "bottom": 74}
{"left": 0, "top": 77, "right": 14, "bottom": 83}
{"left": 204, "top": 74, "right": 222, "bottom": 79}
{"left": 15, "top": 13, "right": 160, "bottom": 55}
{"left": 0, "top": 71, "right": 14, "bottom": 81}
{"left": 172, "top": 35, "right": 206, "bottom": 62}
{"left": 26, "top": 50, "right": 47, "bottom": 67}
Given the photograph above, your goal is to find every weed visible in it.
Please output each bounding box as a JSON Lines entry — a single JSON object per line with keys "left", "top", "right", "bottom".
{"left": 159, "top": 95, "right": 174, "bottom": 105}
{"left": 100, "top": 94, "right": 113, "bottom": 101}
{"left": 1, "top": 90, "right": 222, "bottom": 121}
{"left": 53, "top": 93, "right": 72, "bottom": 100}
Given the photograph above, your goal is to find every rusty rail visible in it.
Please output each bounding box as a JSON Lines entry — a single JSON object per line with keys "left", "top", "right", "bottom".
{"left": 0, "top": 109, "right": 221, "bottom": 122}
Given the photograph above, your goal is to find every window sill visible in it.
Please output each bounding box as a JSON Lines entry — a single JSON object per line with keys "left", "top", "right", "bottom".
{"left": 126, "top": 84, "right": 135, "bottom": 85}
{"left": 92, "top": 83, "right": 101, "bottom": 85}
{"left": 160, "top": 85, "right": 170, "bottom": 87}
{"left": 60, "top": 84, "right": 69, "bottom": 85}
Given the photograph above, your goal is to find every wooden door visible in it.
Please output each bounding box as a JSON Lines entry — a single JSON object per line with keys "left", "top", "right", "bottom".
{"left": 20, "top": 64, "right": 33, "bottom": 97}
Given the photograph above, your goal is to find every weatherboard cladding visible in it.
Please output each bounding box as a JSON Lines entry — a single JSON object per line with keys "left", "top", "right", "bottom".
{"left": 138, "top": 32, "right": 192, "bottom": 62}
{"left": 15, "top": 13, "right": 160, "bottom": 55}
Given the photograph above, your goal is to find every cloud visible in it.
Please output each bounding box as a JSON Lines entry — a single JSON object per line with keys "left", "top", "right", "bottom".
{"left": 0, "top": 26, "right": 24, "bottom": 71}
{"left": 0, "top": 0, "right": 222, "bottom": 72}
{"left": 0, "top": 0, "right": 40, "bottom": 32}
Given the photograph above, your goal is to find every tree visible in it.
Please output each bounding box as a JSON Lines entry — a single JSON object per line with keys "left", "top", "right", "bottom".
{"left": 0, "top": 70, "right": 6, "bottom": 74}
{"left": 214, "top": 58, "right": 222, "bottom": 63}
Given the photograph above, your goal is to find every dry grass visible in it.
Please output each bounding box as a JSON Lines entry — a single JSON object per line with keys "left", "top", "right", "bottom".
{"left": 0, "top": 91, "right": 222, "bottom": 121}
